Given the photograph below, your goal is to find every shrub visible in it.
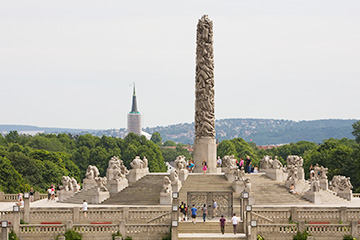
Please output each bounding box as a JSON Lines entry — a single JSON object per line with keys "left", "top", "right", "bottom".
{"left": 257, "top": 235, "right": 265, "bottom": 240}
{"left": 9, "top": 230, "right": 19, "bottom": 240}
{"left": 343, "top": 235, "right": 359, "bottom": 240}
{"left": 293, "top": 230, "right": 310, "bottom": 240}
{"left": 124, "top": 237, "right": 133, "bottom": 240}
{"left": 112, "top": 231, "right": 122, "bottom": 240}
{"left": 57, "top": 230, "right": 82, "bottom": 240}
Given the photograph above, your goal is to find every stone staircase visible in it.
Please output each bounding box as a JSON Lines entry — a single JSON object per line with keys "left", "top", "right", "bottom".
{"left": 179, "top": 174, "right": 236, "bottom": 204}
{"left": 102, "top": 174, "right": 168, "bottom": 205}
{"left": 178, "top": 221, "right": 246, "bottom": 240}
{"left": 63, "top": 186, "right": 106, "bottom": 204}
{"left": 249, "top": 174, "right": 312, "bottom": 205}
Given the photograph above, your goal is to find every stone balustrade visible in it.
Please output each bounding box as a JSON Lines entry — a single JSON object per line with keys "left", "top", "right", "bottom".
{"left": 72, "top": 223, "right": 119, "bottom": 233}
{"left": 257, "top": 223, "right": 298, "bottom": 234}
{"left": 353, "top": 193, "right": 360, "bottom": 198}
{"left": 253, "top": 206, "right": 360, "bottom": 224}
{"left": 0, "top": 192, "right": 55, "bottom": 202}
{"left": 306, "top": 223, "right": 351, "bottom": 234}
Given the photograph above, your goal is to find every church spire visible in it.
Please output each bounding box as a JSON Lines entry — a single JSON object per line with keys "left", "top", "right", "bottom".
{"left": 130, "top": 83, "right": 138, "bottom": 113}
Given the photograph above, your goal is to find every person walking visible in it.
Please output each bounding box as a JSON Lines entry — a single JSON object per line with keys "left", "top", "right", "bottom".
{"left": 217, "top": 156, "right": 222, "bottom": 167}
{"left": 29, "top": 187, "right": 34, "bottom": 202}
{"left": 179, "top": 202, "right": 186, "bottom": 221}
{"left": 239, "top": 158, "right": 244, "bottom": 169}
{"left": 231, "top": 213, "right": 239, "bottom": 234}
{"left": 191, "top": 204, "right": 197, "bottom": 224}
{"left": 81, "top": 200, "right": 88, "bottom": 218}
{"left": 219, "top": 215, "right": 226, "bottom": 234}
{"left": 202, "top": 158, "right": 207, "bottom": 175}
{"left": 201, "top": 204, "right": 207, "bottom": 222}
{"left": 212, "top": 200, "right": 218, "bottom": 218}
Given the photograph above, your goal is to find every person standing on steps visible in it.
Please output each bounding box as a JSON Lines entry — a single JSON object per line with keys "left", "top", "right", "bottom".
{"left": 219, "top": 215, "right": 226, "bottom": 235}
{"left": 191, "top": 204, "right": 197, "bottom": 224}
{"left": 245, "top": 156, "right": 252, "bottom": 173}
{"left": 202, "top": 204, "right": 208, "bottom": 222}
{"left": 81, "top": 200, "right": 88, "bottom": 218}
{"left": 231, "top": 213, "right": 239, "bottom": 234}
{"left": 202, "top": 158, "right": 207, "bottom": 175}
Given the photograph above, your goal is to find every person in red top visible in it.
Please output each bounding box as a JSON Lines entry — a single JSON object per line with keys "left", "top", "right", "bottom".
{"left": 219, "top": 215, "right": 226, "bottom": 234}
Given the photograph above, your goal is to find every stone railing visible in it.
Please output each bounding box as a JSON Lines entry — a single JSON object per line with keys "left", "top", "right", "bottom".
{"left": 0, "top": 192, "right": 56, "bottom": 202}
{"left": 353, "top": 193, "right": 360, "bottom": 198}
{"left": 126, "top": 224, "right": 170, "bottom": 240}
{"left": 253, "top": 206, "right": 360, "bottom": 224}
{"left": 306, "top": 223, "right": 351, "bottom": 235}
{"left": 129, "top": 209, "right": 170, "bottom": 223}
{"left": 254, "top": 222, "right": 355, "bottom": 240}
{"left": 72, "top": 223, "right": 119, "bottom": 233}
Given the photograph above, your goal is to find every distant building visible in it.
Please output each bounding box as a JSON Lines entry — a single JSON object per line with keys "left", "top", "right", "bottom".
{"left": 126, "top": 84, "right": 151, "bottom": 140}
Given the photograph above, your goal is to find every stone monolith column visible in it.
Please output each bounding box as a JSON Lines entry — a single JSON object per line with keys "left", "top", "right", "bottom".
{"left": 193, "top": 15, "right": 217, "bottom": 173}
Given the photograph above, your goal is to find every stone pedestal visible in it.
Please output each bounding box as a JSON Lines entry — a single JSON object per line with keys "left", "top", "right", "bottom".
{"left": 297, "top": 167, "right": 305, "bottom": 181}
{"left": 91, "top": 190, "right": 110, "bottom": 204}
{"left": 336, "top": 190, "right": 352, "bottom": 201}
{"left": 58, "top": 190, "right": 75, "bottom": 202}
{"left": 304, "top": 191, "right": 322, "bottom": 204}
{"left": 83, "top": 178, "right": 97, "bottom": 191}
{"left": 285, "top": 179, "right": 309, "bottom": 194}
{"left": 128, "top": 168, "right": 149, "bottom": 184}
{"left": 179, "top": 169, "right": 189, "bottom": 182}
{"left": 107, "top": 179, "right": 128, "bottom": 194}
{"left": 319, "top": 179, "right": 328, "bottom": 190}
{"left": 171, "top": 180, "right": 182, "bottom": 192}
{"left": 193, "top": 138, "right": 217, "bottom": 173}
{"left": 232, "top": 181, "right": 245, "bottom": 198}
{"left": 224, "top": 168, "right": 237, "bottom": 182}
{"left": 1, "top": 227, "right": 9, "bottom": 240}
{"left": 160, "top": 192, "right": 172, "bottom": 205}
{"left": 266, "top": 169, "right": 285, "bottom": 182}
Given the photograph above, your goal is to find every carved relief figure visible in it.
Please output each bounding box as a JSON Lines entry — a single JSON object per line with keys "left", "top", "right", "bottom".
{"left": 222, "top": 155, "right": 237, "bottom": 169}
{"left": 106, "top": 156, "right": 128, "bottom": 181}
{"left": 71, "top": 177, "right": 80, "bottom": 192}
{"left": 142, "top": 156, "right": 148, "bottom": 168}
{"left": 163, "top": 176, "right": 172, "bottom": 193}
{"left": 234, "top": 168, "right": 246, "bottom": 181}
{"left": 259, "top": 155, "right": 273, "bottom": 170}
{"left": 310, "top": 177, "right": 320, "bottom": 192}
{"left": 174, "top": 155, "right": 187, "bottom": 170}
{"left": 130, "top": 156, "right": 144, "bottom": 169}
{"left": 61, "top": 176, "right": 73, "bottom": 191}
{"left": 95, "top": 177, "right": 108, "bottom": 192}
{"left": 86, "top": 165, "right": 100, "bottom": 179}
{"left": 169, "top": 169, "right": 179, "bottom": 182}
{"left": 244, "top": 178, "right": 252, "bottom": 192}
{"left": 286, "top": 165, "right": 298, "bottom": 181}
{"left": 331, "top": 175, "right": 353, "bottom": 191}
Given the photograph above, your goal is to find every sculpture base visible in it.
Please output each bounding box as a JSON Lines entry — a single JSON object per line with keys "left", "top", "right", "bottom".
{"left": 83, "top": 179, "right": 97, "bottom": 191}
{"left": 336, "top": 190, "right": 352, "bottom": 201}
{"left": 285, "top": 179, "right": 309, "bottom": 194}
{"left": 171, "top": 180, "right": 182, "bottom": 192}
{"left": 179, "top": 169, "right": 189, "bottom": 182}
{"left": 297, "top": 167, "right": 305, "bottom": 181}
{"left": 224, "top": 168, "right": 237, "bottom": 182}
{"left": 320, "top": 179, "right": 328, "bottom": 190}
{"left": 160, "top": 192, "right": 172, "bottom": 205}
{"left": 107, "top": 179, "right": 128, "bottom": 194}
{"left": 128, "top": 168, "right": 149, "bottom": 184}
{"left": 266, "top": 169, "right": 285, "bottom": 182}
{"left": 304, "top": 191, "right": 322, "bottom": 204}
{"left": 91, "top": 190, "right": 110, "bottom": 204}
{"left": 193, "top": 138, "right": 217, "bottom": 173}
{"left": 232, "top": 181, "right": 245, "bottom": 198}
{"left": 58, "top": 190, "right": 75, "bottom": 202}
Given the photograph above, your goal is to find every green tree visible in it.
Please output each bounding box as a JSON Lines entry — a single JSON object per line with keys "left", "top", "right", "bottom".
{"left": 352, "top": 121, "right": 360, "bottom": 144}
{"left": 150, "top": 132, "right": 162, "bottom": 146}
{"left": 163, "top": 140, "right": 177, "bottom": 147}
{"left": 5, "top": 131, "right": 20, "bottom": 143}
{"left": 0, "top": 156, "right": 28, "bottom": 193}
{"left": 217, "top": 140, "right": 237, "bottom": 159}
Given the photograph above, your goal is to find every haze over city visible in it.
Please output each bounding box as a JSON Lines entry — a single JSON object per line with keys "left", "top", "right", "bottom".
{"left": 1, "top": 0, "right": 359, "bottom": 130}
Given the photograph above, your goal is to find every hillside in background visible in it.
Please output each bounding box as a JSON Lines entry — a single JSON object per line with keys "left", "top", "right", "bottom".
{"left": 1, "top": 119, "right": 357, "bottom": 145}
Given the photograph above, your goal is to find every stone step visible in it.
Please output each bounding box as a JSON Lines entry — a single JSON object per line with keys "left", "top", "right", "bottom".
{"left": 63, "top": 186, "right": 107, "bottom": 204}
{"left": 102, "top": 174, "right": 168, "bottom": 205}
{"left": 178, "top": 221, "right": 244, "bottom": 234}
{"left": 178, "top": 233, "right": 246, "bottom": 240}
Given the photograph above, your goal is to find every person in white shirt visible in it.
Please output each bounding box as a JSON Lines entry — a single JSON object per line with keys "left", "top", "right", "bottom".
{"left": 81, "top": 200, "right": 88, "bottom": 217}
{"left": 231, "top": 213, "right": 239, "bottom": 234}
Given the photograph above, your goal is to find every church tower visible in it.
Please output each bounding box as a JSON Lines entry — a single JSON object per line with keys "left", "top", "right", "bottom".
{"left": 127, "top": 84, "right": 142, "bottom": 136}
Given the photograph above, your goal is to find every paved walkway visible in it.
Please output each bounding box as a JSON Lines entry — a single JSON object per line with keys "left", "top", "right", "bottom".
{"left": 178, "top": 233, "right": 246, "bottom": 238}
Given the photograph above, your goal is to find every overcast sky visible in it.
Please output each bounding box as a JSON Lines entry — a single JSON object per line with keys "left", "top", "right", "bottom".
{"left": 1, "top": 0, "right": 359, "bottom": 130}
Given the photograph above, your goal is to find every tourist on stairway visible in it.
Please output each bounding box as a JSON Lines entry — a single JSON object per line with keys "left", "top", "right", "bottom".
{"left": 219, "top": 215, "right": 226, "bottom": 234}
{"left": 231, "top": 213, "right": 239, "bottom": 234}
{"left": 191, "top": 204, "right": 197, "bottom": 224}
{"left": 202, "top": 204, "right": 207, "bottom": 222}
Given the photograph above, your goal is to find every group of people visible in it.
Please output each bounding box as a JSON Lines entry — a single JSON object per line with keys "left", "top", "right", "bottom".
{"left": 179, "top": 201, "right": 240, "bottom": 234}
{"left": 217, "top": 155, "right": 258, "bottom": 173}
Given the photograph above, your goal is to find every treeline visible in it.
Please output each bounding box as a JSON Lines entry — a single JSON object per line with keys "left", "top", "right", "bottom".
{"left": 0, "top": 132, "right": 166, "bottom": 194}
